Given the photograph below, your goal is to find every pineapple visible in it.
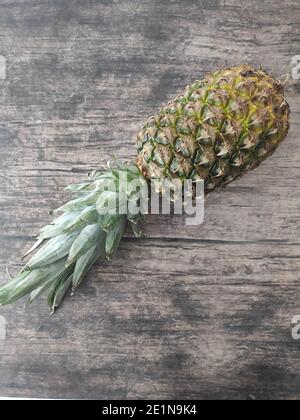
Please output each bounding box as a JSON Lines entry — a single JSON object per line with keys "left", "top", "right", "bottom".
{"left": 0, "top": 65, "right": 290, "bottom": 312}
{"left": 136, "top": 65, "right": 289, "bottom": 193}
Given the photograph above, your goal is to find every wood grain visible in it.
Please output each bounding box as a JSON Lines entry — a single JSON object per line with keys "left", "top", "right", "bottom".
{"left": 0, "top": 0, "right": 300, "bottom": 400}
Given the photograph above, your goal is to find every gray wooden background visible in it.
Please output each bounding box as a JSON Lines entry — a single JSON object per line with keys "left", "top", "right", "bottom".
{"left": 0, "top": 0, "right": 299, "bottom": 400}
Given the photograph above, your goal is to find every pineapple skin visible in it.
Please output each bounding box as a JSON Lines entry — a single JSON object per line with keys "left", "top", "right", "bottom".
{"left": 136, "top": 65, "right": 290, "bottom": 193}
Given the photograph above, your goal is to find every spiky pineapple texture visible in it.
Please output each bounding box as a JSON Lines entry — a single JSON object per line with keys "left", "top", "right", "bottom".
{"left": 136, "top": 65, "right": 290, "bottom": 193}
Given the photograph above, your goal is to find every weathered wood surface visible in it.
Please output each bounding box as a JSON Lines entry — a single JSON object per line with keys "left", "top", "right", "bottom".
{"left": 0, "top": 0, "right": 300, "bottom": 400}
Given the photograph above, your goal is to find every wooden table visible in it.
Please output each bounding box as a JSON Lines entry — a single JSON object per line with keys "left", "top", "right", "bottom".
{"left": 0, "top": 0, "right": 299, "bottom": 400}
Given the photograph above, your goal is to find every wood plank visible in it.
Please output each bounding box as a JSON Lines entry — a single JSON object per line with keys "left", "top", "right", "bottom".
{"left": 0, "top": 0, "right": 300, "bottom": 400}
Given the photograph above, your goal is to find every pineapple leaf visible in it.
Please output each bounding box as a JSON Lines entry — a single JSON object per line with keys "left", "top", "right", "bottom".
{"left": 26, "top": 232, "right": 78, "bottom": 269}
{"left": 65, "top": 182, "right": 92, "bottom": 193}
{"left": 113, "top": 161, "right": 141, "bottom": 177}
{"left": 99, "top": 213, "right": 120, "bottom": 232}
{"left": 27, "top": 277, "right": 57, "bottom": 305}
{"left": 47, "top": 268, "right": 74, "bottom": 312}
{"left": 0, "top": 271, "right": 29, "bottom": 305}
{"left": 66, "top": 224, "right": 105, "bottom": 267}
{"left": 38, "top": 211, "right": 81, "bottom": 239}
{"left": 129, "top": 221, "right": 144, "bottom": 238}
{"left": 63, "top": 206, "right": 98, "bottom": 233}
{"left": 96, "top": 191, "right": 118, "bottom": 214}
{"left": 73, "top": 243, "right": 106, "bottom": 290}
{"left": 52, "top": 191, "right": 98, "bottom": 214}
{"left": 50, "top": 275, "right": 73, "bottom": 313}
{"left": 22, "top": 238, "right": 44, "bottom": 260}
{"left": 0, "top": 259, "right": 67, "bottom": 306}
{"left": 105, "top": 216, "right": 126, "bottom": 260}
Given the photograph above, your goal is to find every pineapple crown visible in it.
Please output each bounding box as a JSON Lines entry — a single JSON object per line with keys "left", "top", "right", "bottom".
{"left": 0, "top": 162, "right": 144, "bottom": 313}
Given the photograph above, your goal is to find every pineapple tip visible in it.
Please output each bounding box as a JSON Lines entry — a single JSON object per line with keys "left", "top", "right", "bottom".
{"left": 50, "top": 306, "right": 56, "bottom": 316}
{"left": 65, "top": 260, "right": 73, "bottom": 268}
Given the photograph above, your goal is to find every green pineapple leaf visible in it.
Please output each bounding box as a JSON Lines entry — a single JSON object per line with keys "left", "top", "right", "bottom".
{"left": 52, "top": 191, "right": 98, "bottom": 214}
{"left": 0, "top": 259, "right": 67, "bottom": 306}
{"left": 105, "top": 216, "right": 127, "bottom": 260}
{"left": 26, "top": 232, "right": 78, "bottom": 270}
{"left": 38, "top": 211, "right": 81, "bottom": 239}
{"left": 0, "top": 162, "right": 144, "bottom": 311}
{"left": 66, "top": 224, "right": 105, "bottom": 267}
{"left": 73, "top": 243, "right": 106, "bottom": 290}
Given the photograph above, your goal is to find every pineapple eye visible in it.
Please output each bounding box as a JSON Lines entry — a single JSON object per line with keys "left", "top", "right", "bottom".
{"left": 174, "top": 138, "right": 190, "bottom": 158}
{"left": 154, "top": 134, "right": 169, "bottom": 146}
{"left": 169, "top": 156, "right": 185, "bottom": 177}
{"left": 280, "top": 101, "right": 288, "bottom": 113}
{"left": 273, "top": 80, "right": 284, "bottom": 94}
{"left": 241, "top": 69, "right": 256, "bottom": 78}
{"left": 152, "top": 148, "right": 165, "bottom": 167}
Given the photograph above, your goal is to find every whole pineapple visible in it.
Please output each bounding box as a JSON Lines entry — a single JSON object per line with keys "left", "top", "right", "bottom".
{"left": 136, "top": 65, "right": 289, "bottom": 193}
{"left": 0, "top": 65, "right": 290, "bottom": 312}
